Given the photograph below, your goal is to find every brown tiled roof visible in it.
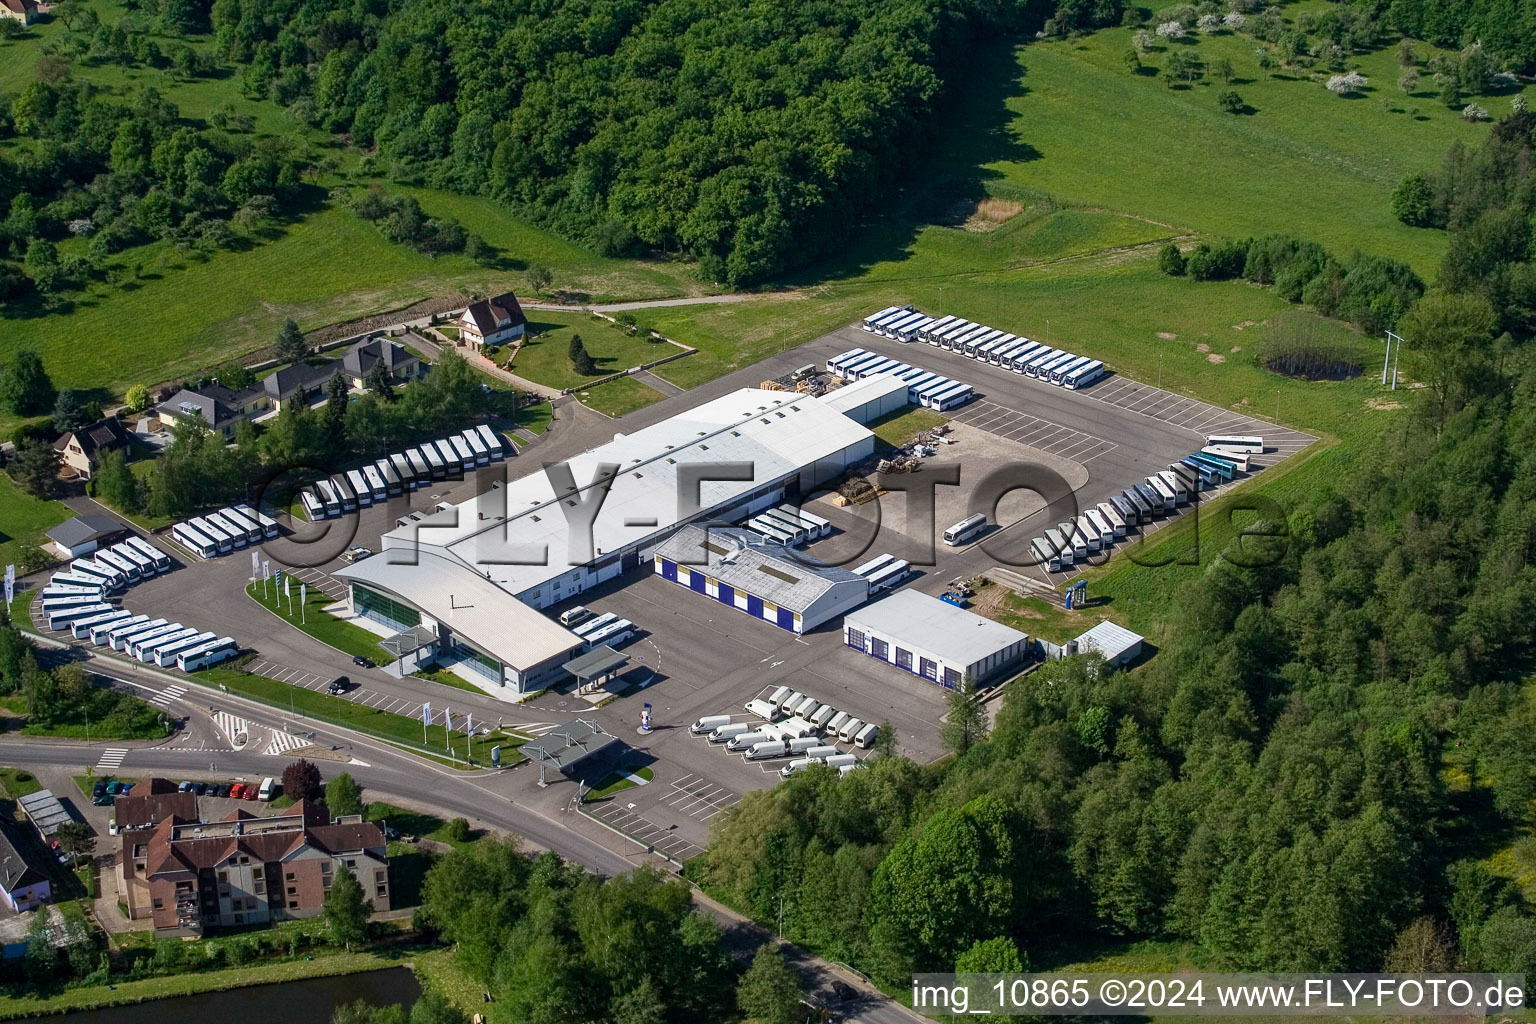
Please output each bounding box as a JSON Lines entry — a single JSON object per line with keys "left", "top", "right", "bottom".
{"left": 132, "top": 778, "right": 180, "bottom": 796}
{"left": 462, "top": 292, "right": 526, "bottom": 335}
{"left": 1, "top": 0, "right": 38, "bottom": 15}
{"left": 139, "top": 803, "right": 383, "bottom": 877}
{"left": 309, "top": 822, "right": 386, "bottom": 855}
{"left": 53, "top": 417, "right": 133, "bottom": 458}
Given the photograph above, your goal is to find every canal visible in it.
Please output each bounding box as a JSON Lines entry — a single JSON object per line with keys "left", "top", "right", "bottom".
{"left": 59, "top": 966, "right": 422, "bottom": 1023}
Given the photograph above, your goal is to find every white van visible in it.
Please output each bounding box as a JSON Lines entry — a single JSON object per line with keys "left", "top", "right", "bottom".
{"left": 747, "top": 740, "right": 791, "bottom": 761}
{"left": 837, "top": 718, "right": 865, "bottom": 743}
{"left": 823, "top": 754, "right": 857, "bottom": 770}
{"left": 853, "top": 723, "right": 880, "bottom": 749}
{"left": 787, "top": 736, "right": 823, "bottom": 754}
{"left": 258, "top": 777, "right": 276, "bottom": 801}
{"left": 780, "top": 758, "right": 813, "bottom": 778}
{"left": 809, "top": 705, "right": 837, "bottom": 730}
{"left": 559, "top": 606, "right": 592, "bottom": 627}
{"left": 727, "top": 731, "right": 772, "bottom": 752}
{"left": 779, "top": 716, "right": 817, "bottom": 738}
{"left": 710, "top": 723, "right": 751, "bottom": 744}
{"left": 691, "top": 714, "right": 733, "bottom": 735}
{"left": 778, "top": 690, "right": 806, "bottom": 713}
{"left": 765, "top": 684, "right": 790, "bottom": 707}
{"left": 805, "top": 745, "right": 840, "bottom": 759}
{"left": 743, "top": 698, "right": 783, "bottom": 722}
{"left": 794, "top": 697, "right": 822, "bottom": 720}
{"left": 824, "top": 711, "right": 851, "bottom": 737}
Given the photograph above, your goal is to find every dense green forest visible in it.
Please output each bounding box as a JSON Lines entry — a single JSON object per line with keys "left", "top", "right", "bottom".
{"left": 206, "top": 0, "right": 1037, "bottom": 286}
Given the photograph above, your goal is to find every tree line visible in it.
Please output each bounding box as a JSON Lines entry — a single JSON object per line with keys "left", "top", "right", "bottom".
{"left": 206, "top": 0, "right": 1036, "bottom": 287}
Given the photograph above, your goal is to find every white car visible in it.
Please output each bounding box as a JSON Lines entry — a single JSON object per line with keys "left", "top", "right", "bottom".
{"left": 108, "top": 818, "right": 119, "bottom": 836}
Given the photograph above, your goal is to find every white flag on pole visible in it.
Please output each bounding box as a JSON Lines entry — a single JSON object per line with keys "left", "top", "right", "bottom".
{"left": 300, "top": 582, "right": 307, "bottom": 605}
{"left": 3, "top": 564, "right": 13, "bottom": 605}
{"left": 263, "top": 561, "right": 271, "bottom": 580}
{"left": 250, "top": 550, "right": 260, "bottom": 572}
{"left": 284, "top": 575, "right": 291, "bottom": 597}
{"left": 423, "top": 701, "right": 432, "bottom": 725}
{"left": 465, "top": 712, "right": 473, "bottom": 737}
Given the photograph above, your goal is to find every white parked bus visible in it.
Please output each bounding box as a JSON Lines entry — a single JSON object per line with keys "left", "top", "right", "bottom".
{"left": 572, "top": 612, "right": 618, "bottom": 637}
{"left": 929, "top": 383, "right": 974, "bottom": 411}
{"left": 990, "top": 338, "right": 1033, "bottom": 366}
{"left": 47, "top": 573, "right": 107, "bottom": 594}
{"left": 300, "top": 488, "right": 326, "bottom": 521}
{"left": 110, "top": 542, "right": 155, "bottom": 578}
{"left": 447, "top": 436, "right": 476, "bottom": 472}
{"left": 41, "top": 594, "right": 106, "bottom": 616}
{"left": 583, "top": 619, "right": 634, "bottom": 649}
{"left": 109, "top": 617, "right": 168, "bottom": 651}
{"left": 1022, "top": 347, "right": 1063, "bottom": 376}
{"left": 1199, "top": 446, "right": 1249, "bottom": 472}
{"left": 961, "top": 328, "right": 1004, "bottom": 357}
{"left": 1206, "top": 434, "right": 1264, "bottom": 454}
{"left": 881, "top": 311, "right": 927, "bottom": 338}
{"left": 944, "top": 513, "right": 988, "bottom": 546}
{"left": 869, "top": 308, "right": 914, "bottom": 333}
{"left": 934, "top": 320, "right": 975, "bottom": 348}
{"left": 1007, "top": 342, "right": 1048, "bottom": 372}
{"left": 1033, "top": 537, "right": 1064, "bottom": 573}
{"left": 136, "top": 627, "right": 199, "bottom": 664}
{"left": 94, "top": 547, "right": 140, "bottom": 581}
{"left": 70, "top": 608, "right": 131, "bottom": 640}
{"left": 126, "top": 622, "right": 183, "bottom": 658}
{"left": 1044, "top": 528, "right": 1073, "bottom": 565}
{"left": 375, "top": 458, "right": 404, "bottom": 495}
{"left": 946, "top": 324, "right": 989, "bottom": 352}
{"left": 460, "top": 429, "right": 490, "bottom": 465}
{"left": 1063, "top": 360, "right": 1105, "bottom": 390}
{"left": 826, "top": 348, "right": 867, "bottom": 375}
{"left": 861, "top": 306, "right": 903, "bottom": 332}
{"left": 865, "top": 559, "right": 910, "bottom": 591}
{"left": 475, "top": 424, "right": 507, "bottom": 460}
{"left": 390, "top": 452, "right": 419, "bottom": 489}
{"left": 913, "top": 378, "right": 956, "bottom": 406}
{"left": 346, "top": 469, "right": 373, "bottom": 506}
{"left": 852, "top": 553, "right": 895, "bottom": 578}
{"left": 409, "top": 447, "right": 437, "bottom": 480}
{"left": 125, "top": 536, "right": 173, "bottom": 572}
{"left": 330, "top": 474, "right": 359, "bottom": 510}
{"left": 1034, "top": 352, "right": 1078, "bottom": 382}
{"left": 47, "top": 602, "right": 112, "bottom": 631}
{"left": 838, "top": 353, "right": 887, "bottom": 379}
{"left": 42, "top": 584, "right": 102, "bottom": 600}
{"left": 1097, "top": 502, "right": 1128, "bottom": 539}
{"left": 917, "top": 314, "right": 958, "bottom": 343}
{"left": 220, "top": 506, "right": 265, "bottom": 543}
{"left": 189, "top": 516, "right": 234, "bottom": 553}
{"left": 1148, "top": 474, "right": 1180, "bottom": 509}
{"left": 314, "top": 478, "right": 343, "bottom": 517}
{"left": 177, "top": 637, "right": 238, "bottom": 671}
{"left": 893, "top": 314, "right": 936, "bottom": 341}
{"left": 749, "top": 518, "right": 795, "bottom": 544}
{"left": 91, "top": 613, "right": 147, "bottom": 645}
{"left": 72, "top": 558, "right": 125, "bottom": 588}
{"left": 1073, "top": 516, "right": 1103, "bottom": 552}
{"left": 153, "top": 631, "right": 218, "bottom": 667}
{"left": 202, "top": 512, "right": 247, "bottom": 549}
{"left": 1049, "top": 355, "right": 1092, "bottom": 385}
{"left": 972, "top": 334, "right": 1013, "bottom": 361}
{"left": 362, "top": 464, "right": 388, "bottom": 501}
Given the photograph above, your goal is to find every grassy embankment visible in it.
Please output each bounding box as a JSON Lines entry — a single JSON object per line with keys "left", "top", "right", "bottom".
{"left": 504, "top": 310, "right": 676, "bottom": 416}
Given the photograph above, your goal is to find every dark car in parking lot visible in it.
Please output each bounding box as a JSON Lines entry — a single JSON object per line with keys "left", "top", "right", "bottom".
{"left": 92, "top": 780, "right": 111, "bottom": 805}
{"left": 328, "top": 676, "right": 352, "bottom": 695}
{"left": 352, "top": 655, "right": 373, "bottom": 668}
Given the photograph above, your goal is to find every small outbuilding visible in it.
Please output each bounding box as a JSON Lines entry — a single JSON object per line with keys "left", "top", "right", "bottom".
{"left": 0, "top": 821, "right": 51, "bottom": 913}
{"left": 842, "top": 590, "right": 1032, "bottom": 688}
{"left": 817, "top": 373, "right": 910, "bottom": 425}
{"left": 1073, "top": 620, "right": 1144, "bottom": 668}
{"left": 46, "top": 515, "right": 127, "bottom": 560}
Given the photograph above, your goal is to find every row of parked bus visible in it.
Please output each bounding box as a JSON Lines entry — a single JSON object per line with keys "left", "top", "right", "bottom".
{"left": 563, "top": 608, "right": 637, "bottom": 650}
{"left": 41, "top": 601, "right": 238, "bottom": 671}
{"left": 43, "top": 537, "right": 172, "bottom": 607}
{"left": 170, "top": 504, "right": 281, "bottom": 559}
{"left": 745, "top": 503, "right": 832, "bottom": 547}
{"left": 1028, "top": 442, "right": 1259, "bottom": 572}
{"left": 825, "top": 346, "right": 974, "bottom": 411}
{"left": 858, "top": 306, "right": 1107, "bottom": 390}
{"left": 298, "top": 425, "right": 508, "bottom": 521}
{"left": 688, "top": 685, "right": 878, "bottom": 772}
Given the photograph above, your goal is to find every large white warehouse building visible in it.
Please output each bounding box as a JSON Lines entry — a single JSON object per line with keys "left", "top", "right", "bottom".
{"left": 842, "top": 590, "right": 1033, "bottom": 688}
{"left": 335, "top": 388, "right": 879, "bottom": 696}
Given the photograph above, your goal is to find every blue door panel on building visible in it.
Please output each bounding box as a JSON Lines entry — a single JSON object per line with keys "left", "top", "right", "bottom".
{"left": 746, "top": 595, "right": 763, "bottom": 617}
{"left": 690, "top": 572, "right": 707, "bottom": 593}
{"left": 718, "top": 583, "right": 735, "bottom": 606}
{"left": 776, "top": 607, "right": 795, "bottom": 630}
{"left": 660, "top": 559, "right": 677, "bottom": 582}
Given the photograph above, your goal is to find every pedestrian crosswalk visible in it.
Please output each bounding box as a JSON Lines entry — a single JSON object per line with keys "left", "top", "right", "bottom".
{"left": 149, "top": 684, "right": 187, "bottom": 707}
{"left": 266, "top": 730, "right": 309, "bottom": 755}
{"left": 96, "top": 748, "right": 128, "bottom": 771}
{"left": 212, "top": 712, "right": 248, "bottom": 747}
{"left": 521, "top": 723, "right": 560, "bottom": 736}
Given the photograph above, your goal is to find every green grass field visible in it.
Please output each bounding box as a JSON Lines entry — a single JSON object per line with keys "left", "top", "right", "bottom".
{"left": 867, "top": 406, "right": 950, "bottom": 449}
{"left": 508, "top": 311, "right": 690, "bottom": 390}
{"left": 577, "top": 376, "right": 668, "bottom": 417}
{"left": 0, "top": 474, "right": 69, "bottom": 569}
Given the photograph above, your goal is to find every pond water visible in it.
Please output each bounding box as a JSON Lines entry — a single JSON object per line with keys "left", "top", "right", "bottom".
{"left": 60, "top": 965, "right": 422, "bottom": 1024}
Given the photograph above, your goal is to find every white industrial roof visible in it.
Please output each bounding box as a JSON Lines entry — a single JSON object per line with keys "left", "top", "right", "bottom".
{"left": 1075, "top": 620, "right": 1144, "bottom": 662}
{"left": 334, "top": 550, "right": 583, "bottom": 671}
{"left": 655, "top": 525, "right": 867, "bottom": 612}
{"left": 845, "top": 590, "right": 1030, "bottom": 666}
{"left": 817, "top": 373, "right": 910, "bottom": 416}
{"left": 386, "top": 387, "right": 873, "bottom": 598}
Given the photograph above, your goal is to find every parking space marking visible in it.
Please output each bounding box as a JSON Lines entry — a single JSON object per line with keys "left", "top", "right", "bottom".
{"left": 592, "top": 803, "right": 703, "bottom": 861}
{"left": 97, "top": 748, "right": 128, "bottom": 771}
{"left": 949, "top": 400, "right": 1118, "bottom": 467}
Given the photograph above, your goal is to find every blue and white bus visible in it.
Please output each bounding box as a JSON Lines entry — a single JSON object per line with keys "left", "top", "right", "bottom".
{"left": 1187, "top": 452, "right": 1234, "bottom": 481}
{"left": 934, "top": 320, "right": 975, "bottom": 348}
{"left": 882, "top": 311, "right": 927, "bottom": 338}
{"left": 826, "top": 348, "right": 867, "bottom": 375}
{"left": 177, "top": 636, "right": 238, "bottom": 671}
{"left": 110, "top": 542, "right": 155, "bottom": 578}
{"left": 346, "top": 469, "right": 374, "bottom": 506}
{"left": 407, "top": 448, "right": 434, "bottom": 481}
{"left": 331, "top": 473, "right": 360, "bottom": 510}
{"left": 944, "top": 513, "right": 988, "bottom": 546}
{"left": 991, "top": 338, "right": 1035, "bottom": 367}
{"left": 1021, "top": 347, "right": 1062, "bottom": 376}
{"left": 583, "top": 618, "right": 635, "bottom": 649}
{"left": 136, "top": 627, "right": 198, "bottom": 663}
{"left": 962, "top": 328, "right": 1005, "bottom": 357}
{"left": 852, "top": 553, "right": 895, "bottom": 577}
{"left": 362, "top": 464, "right": 389, "bottom": 502}
{"left": 189, "top": 515, "right": 234, "bottom": 554}
{"left": 1007, "top": 342, "right": 1048, "bottom": 372}
{"left": 94, "top": 547, "right": 140, "bottom": 582}
{"left": 865, "top": 559, "right": 910, "bottom": 591}
{"left": 460, "top": 429, "right": 490, "bottom": 466}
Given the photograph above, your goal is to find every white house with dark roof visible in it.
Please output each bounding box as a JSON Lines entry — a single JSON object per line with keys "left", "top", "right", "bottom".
{"left": 457, "top": 292, "right": 527, "bottom": 349}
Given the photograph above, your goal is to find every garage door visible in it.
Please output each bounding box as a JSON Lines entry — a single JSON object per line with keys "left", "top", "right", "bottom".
{"left": 746, "top": 595, "right": 763, "bottom": 617}
{"left": 690, "top": 572, "right": 708, "bottom": 594}
{"left": 776, "top": 607, "right": 795, "bottom": 630}
{"left": 659, "top": 558, "right": 677, "bottom": 582}
{"left": 718, "top": 583, "right": 735, "bottom": 606}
